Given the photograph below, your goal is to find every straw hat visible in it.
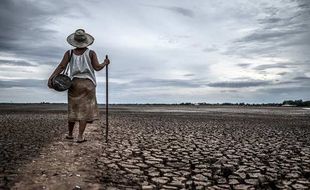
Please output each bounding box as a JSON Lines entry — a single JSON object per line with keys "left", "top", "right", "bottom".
{"left": 67, "top": 29, "right": 94, "bottom": 48}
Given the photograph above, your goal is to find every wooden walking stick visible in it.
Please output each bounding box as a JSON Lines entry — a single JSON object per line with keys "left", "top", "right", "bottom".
{"left": 105, "top": 55, "right": 109, "bottom": 143}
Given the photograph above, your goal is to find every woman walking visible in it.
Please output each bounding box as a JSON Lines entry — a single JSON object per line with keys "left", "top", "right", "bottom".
{"left": 48, "top": 29, "right": 110, "bottom": 143}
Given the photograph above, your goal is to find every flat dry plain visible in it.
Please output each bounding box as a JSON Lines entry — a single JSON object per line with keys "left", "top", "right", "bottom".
{"left": 0, "top": 104, "right": 310, "bottom": 189}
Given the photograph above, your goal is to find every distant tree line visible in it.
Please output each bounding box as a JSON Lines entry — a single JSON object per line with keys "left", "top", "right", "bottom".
{"left": 180, "top": 100, "right": 310, "bottom": 107}
{"left": 1, "top": 100, "right": 309, "bottom": 107}
{"left": 282, "top": 100, "right": 310, "bottom": 107}
{"left": 195, "top": 102, "right": 283, "bottom": 106}
{"left": 182, "top": 102, "right": 284, "bottom": 106}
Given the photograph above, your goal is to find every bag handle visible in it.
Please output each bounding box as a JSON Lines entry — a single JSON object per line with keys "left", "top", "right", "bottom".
{"left": 63, "top": 49, "right": 73, "bottom": 75}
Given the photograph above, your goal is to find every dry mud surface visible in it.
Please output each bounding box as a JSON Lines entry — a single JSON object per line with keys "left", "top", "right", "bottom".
{"left": 0, "top": 105, "right": 310, "bottom": 189}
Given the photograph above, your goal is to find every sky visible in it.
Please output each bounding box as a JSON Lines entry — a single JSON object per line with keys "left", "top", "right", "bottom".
{"left": 0, "top": 0, "right": 309, "bottom": 104}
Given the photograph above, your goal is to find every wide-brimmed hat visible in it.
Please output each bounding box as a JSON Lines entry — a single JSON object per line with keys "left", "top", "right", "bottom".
{"left": 67, "top": 29, "right": 94, "bottom": 48}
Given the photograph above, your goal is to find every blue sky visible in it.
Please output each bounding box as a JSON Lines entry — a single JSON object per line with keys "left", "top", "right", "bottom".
{"left": 0, "top": 0, "right": 309, "bottom": 103}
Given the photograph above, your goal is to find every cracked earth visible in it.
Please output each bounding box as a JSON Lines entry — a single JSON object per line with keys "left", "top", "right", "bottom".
{"left": 1, "top": 105, "right": 310, "bottom": 189}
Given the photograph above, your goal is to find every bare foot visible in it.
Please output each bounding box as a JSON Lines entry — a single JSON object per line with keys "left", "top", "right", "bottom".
{"left": 77, "top": 135, "right": 87, "bottom": 143}
{"left": 65, "top": 135, "right": 74, "bottom": 139}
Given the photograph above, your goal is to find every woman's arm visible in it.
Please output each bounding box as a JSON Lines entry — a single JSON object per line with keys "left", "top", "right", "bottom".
{"left": 90, "top": 50, "right": 110, "bottom": 71}
{"left": 47, "top": 51, "right": 70, "bottom": 88}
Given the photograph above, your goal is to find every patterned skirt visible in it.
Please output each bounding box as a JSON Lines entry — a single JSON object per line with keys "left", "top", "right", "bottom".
{"left": 68, "top": 78, "right": 99, "bottom": 122}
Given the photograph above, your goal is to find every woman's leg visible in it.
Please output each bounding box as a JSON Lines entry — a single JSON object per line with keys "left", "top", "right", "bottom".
{"left": 68, "top": 122, "right": 75, "bottom": 137}
{"left": 78, "top": 120, "right": 87, "bottom": 141}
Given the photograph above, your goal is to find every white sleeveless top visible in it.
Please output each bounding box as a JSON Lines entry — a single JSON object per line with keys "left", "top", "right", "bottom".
{"left": 67, "top": 49, "right": 96, "bottom": 86}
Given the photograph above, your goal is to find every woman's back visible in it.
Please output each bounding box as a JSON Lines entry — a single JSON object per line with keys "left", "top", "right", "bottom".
{"left": 69, "top": 48, "right": 96, "bottom": 86}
